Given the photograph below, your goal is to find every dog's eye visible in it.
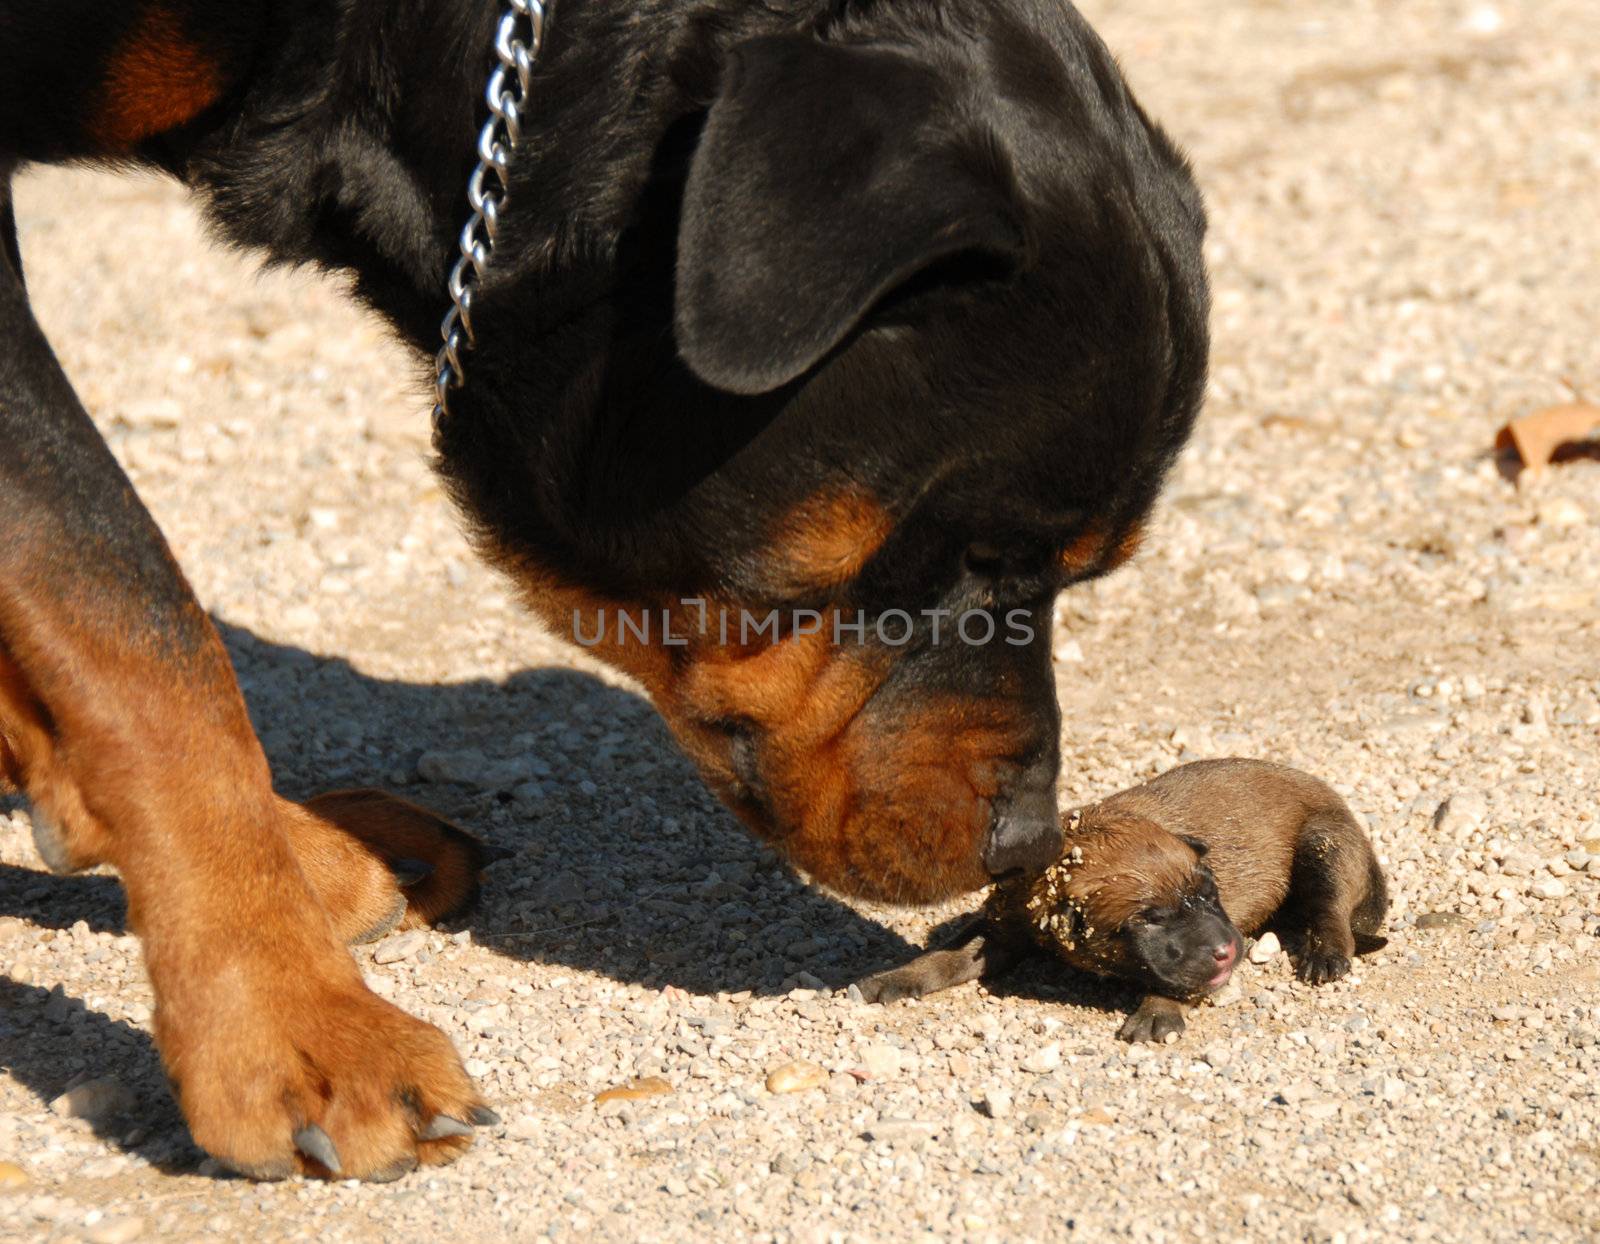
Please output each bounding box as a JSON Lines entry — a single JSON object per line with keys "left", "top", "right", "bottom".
{"left": 963, "top": 540, "right": 1051, "bottom": 579}
{"left": 964, "top": 542, "right": 1007, "bottom": 575}
{"left": 1138, "top": 908, "right": 1170, "bottom": 927}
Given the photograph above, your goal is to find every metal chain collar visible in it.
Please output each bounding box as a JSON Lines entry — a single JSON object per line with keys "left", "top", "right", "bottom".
{"left": 432, "top": 0, "right": 552, "bottom": 438}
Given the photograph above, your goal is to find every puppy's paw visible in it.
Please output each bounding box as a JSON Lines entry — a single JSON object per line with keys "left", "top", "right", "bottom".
{"left": 1117, "top": 999, "right": 1187, "bottom": 1044}
{"left": 853, "top": 968, "right": 928, "bottom": 1005}
{"left": 284, "top": 791, "right": 498, "bottom": 943}
{"left": 1295, "top": 950, "right": 1351, "bottom": 986}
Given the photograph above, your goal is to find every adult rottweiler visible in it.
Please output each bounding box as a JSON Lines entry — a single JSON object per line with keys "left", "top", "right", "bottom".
{"left": 0, "top": 0, "right": 1208, "bottom": 1179}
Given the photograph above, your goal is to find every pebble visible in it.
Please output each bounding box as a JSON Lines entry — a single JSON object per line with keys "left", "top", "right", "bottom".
{"left": 864, "top": 1119, "right": 939, "bottom": 1145}
{"left": 49, "top": 1077, "right": 135, "bottom": 1122}
{"left": 1021, "top": 1043, "right": 1062, "bottom": 1074}
{"left": 1537, "top": 497, "right": 1587, "bottom": 529}
{"left": 1278, "top": 1080, "right": 1316, "bottom": 1105}
{"left": 86, "top": 1217, "right": 147, "bottom": 1244}
{"left": 416, "top": 749, "right": 533, "bottom": 791}
{"left": 765, "top": 1062, "right": 828, "bottom": 1095}
{"left": 0, "top": 1161, "right": 27, "bottom": 1189}
{"left": 595, "top": 1077, "right": 673, "bottom": 1104}
{"left": 372, "top": 929, "right": 428, "bottom": 964}
{"left": 1054, "top": 637, "right": 1086, "bottom": 663}
{"left": 1433, "top": 792, "right": 1488, "bottom": 837}
{"left": 1530, "top": 878, "right": 1569, "bottom": 900}
{"left": 1248, "top": 932, "right": 1281, "bottom": 964}
{"left": 979, "top": 1086, "right": 1014, "bottom": 1119}
{"left": 858, "top": 1043, "right": 904, "bottom": 1079}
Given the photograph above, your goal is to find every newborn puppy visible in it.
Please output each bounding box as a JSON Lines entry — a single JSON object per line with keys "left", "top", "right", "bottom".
{"left": 857, "top": 759, "right": 1388, "bottom": 1042}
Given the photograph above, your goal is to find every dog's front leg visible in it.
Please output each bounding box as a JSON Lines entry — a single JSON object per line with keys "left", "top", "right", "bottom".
{"left": 0, "top": 188, "right": 490, "bottom": 1180}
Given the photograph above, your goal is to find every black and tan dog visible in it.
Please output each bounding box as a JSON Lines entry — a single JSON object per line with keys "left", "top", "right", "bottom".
{"left": 857, "top": 759, "right": 1389, "bottom": 1041}
{"left": 0, "top": 0, "right": 1209, "bottom": 1178}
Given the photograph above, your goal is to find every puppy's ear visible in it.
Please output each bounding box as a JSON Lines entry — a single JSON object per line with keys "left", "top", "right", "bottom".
{"left": 1176, "top": 834, "right": 1210, "bottom": 858}
{"left": 675, "top": 35, "right": 1026, "bottom": 395}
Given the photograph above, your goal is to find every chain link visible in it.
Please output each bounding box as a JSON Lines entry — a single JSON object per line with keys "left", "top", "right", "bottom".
{"left": 432, "top": 0, "right": 551, "bottom": 438}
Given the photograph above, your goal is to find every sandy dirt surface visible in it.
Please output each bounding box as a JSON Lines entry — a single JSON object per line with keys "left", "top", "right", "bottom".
{"left": 3, "top": 0, "right": 1599, "bottom": 1240}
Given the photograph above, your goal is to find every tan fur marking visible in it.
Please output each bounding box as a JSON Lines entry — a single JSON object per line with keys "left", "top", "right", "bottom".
{"left": 1104, "top": 520, "right": 1146, "bottom": 573}
{"left": 770, "top": 490, "right": 894, "bottom": 593}
{"left": 97, "top": 7, "right": 224, "bottom": 151}
{"left": 1059, "top": 518, "right": 1146, "bottom": 579}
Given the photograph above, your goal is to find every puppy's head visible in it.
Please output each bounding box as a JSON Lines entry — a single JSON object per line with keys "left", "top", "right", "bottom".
{"left": 1024, "top": 815, "right": 1241, "bottom": 999}
{"left": 442, "top": 2, "right": 1208, "bottom": 904}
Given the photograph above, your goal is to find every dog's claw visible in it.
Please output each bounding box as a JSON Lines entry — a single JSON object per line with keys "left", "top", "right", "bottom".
{"left": 388, "top": 857, "right": 432, "bottom": 888}
{"left": 419, "top": 1114, "right": 474, "bottom": 1141}
{"left": 468, "top": 1105, "right": 501, "bottom": 1127}
{"left": 293, "top": 1124, "right": 342, "bottom": 1174}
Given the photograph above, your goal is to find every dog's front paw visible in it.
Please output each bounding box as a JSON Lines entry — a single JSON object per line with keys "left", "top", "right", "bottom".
{"left": 157, "top": 947, "right": 490, "bottom": 1181}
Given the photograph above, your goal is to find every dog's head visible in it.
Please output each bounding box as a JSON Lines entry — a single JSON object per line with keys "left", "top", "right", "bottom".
{"left": 442, "top": 1, "right": 1208, "bottom": 904}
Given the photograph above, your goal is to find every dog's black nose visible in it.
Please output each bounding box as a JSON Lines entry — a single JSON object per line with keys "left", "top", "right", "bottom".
{"left": 985, "top": 769, "right": 1062, "bottom": 878}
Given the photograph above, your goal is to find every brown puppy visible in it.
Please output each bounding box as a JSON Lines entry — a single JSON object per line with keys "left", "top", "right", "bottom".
{"left": 857, "top": 759, "right": 1388, "bottom": 1042}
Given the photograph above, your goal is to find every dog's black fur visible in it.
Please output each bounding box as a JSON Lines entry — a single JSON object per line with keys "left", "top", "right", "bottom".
{"left": 1, "top": 0, "right": 1208, "bottom": 1179}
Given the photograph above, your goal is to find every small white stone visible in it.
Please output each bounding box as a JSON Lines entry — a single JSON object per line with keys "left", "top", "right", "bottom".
{"left": 1432, "top": 792, "right": 1488, "bottom": 837}
{"left": 979, "top": 1086, "right": 1013, "bottom": 1120}
{"left": 1537, "top": 497, "right": 1586, "bottom": 529}
{"left": 1530, "top": 878, "right": 1569, "bottom": 900}
{"left": 1022, "top": 1043, "right": 1062, "bottom": 1074}
{"left": 1248, "top": 932, "right": 1281, "bottom": 964}
{"left": 859, "top": 1044, "right": 903, "bottom": 1079}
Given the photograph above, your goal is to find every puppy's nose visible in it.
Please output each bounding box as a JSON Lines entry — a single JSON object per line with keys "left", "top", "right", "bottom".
{"left": 985, "top": 771, "right": 1062, "bottom": 878}
{"left": 1212, "top": 941, "right": 1237, "bottom": 966}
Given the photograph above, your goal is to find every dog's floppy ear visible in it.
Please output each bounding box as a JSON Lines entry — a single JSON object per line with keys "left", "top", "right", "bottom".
{"left": 675, "top": 35, "right": 1026, "bottom": 395}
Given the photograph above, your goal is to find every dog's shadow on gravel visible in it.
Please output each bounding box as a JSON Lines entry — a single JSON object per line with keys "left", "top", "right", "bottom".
{"left": 0, "top": 620, "right": 928, "bottom": 1154}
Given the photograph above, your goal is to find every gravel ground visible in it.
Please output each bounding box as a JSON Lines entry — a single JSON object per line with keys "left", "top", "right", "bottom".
{"left": 4, "top": 1, "right": 1600, "bottom": 1240}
